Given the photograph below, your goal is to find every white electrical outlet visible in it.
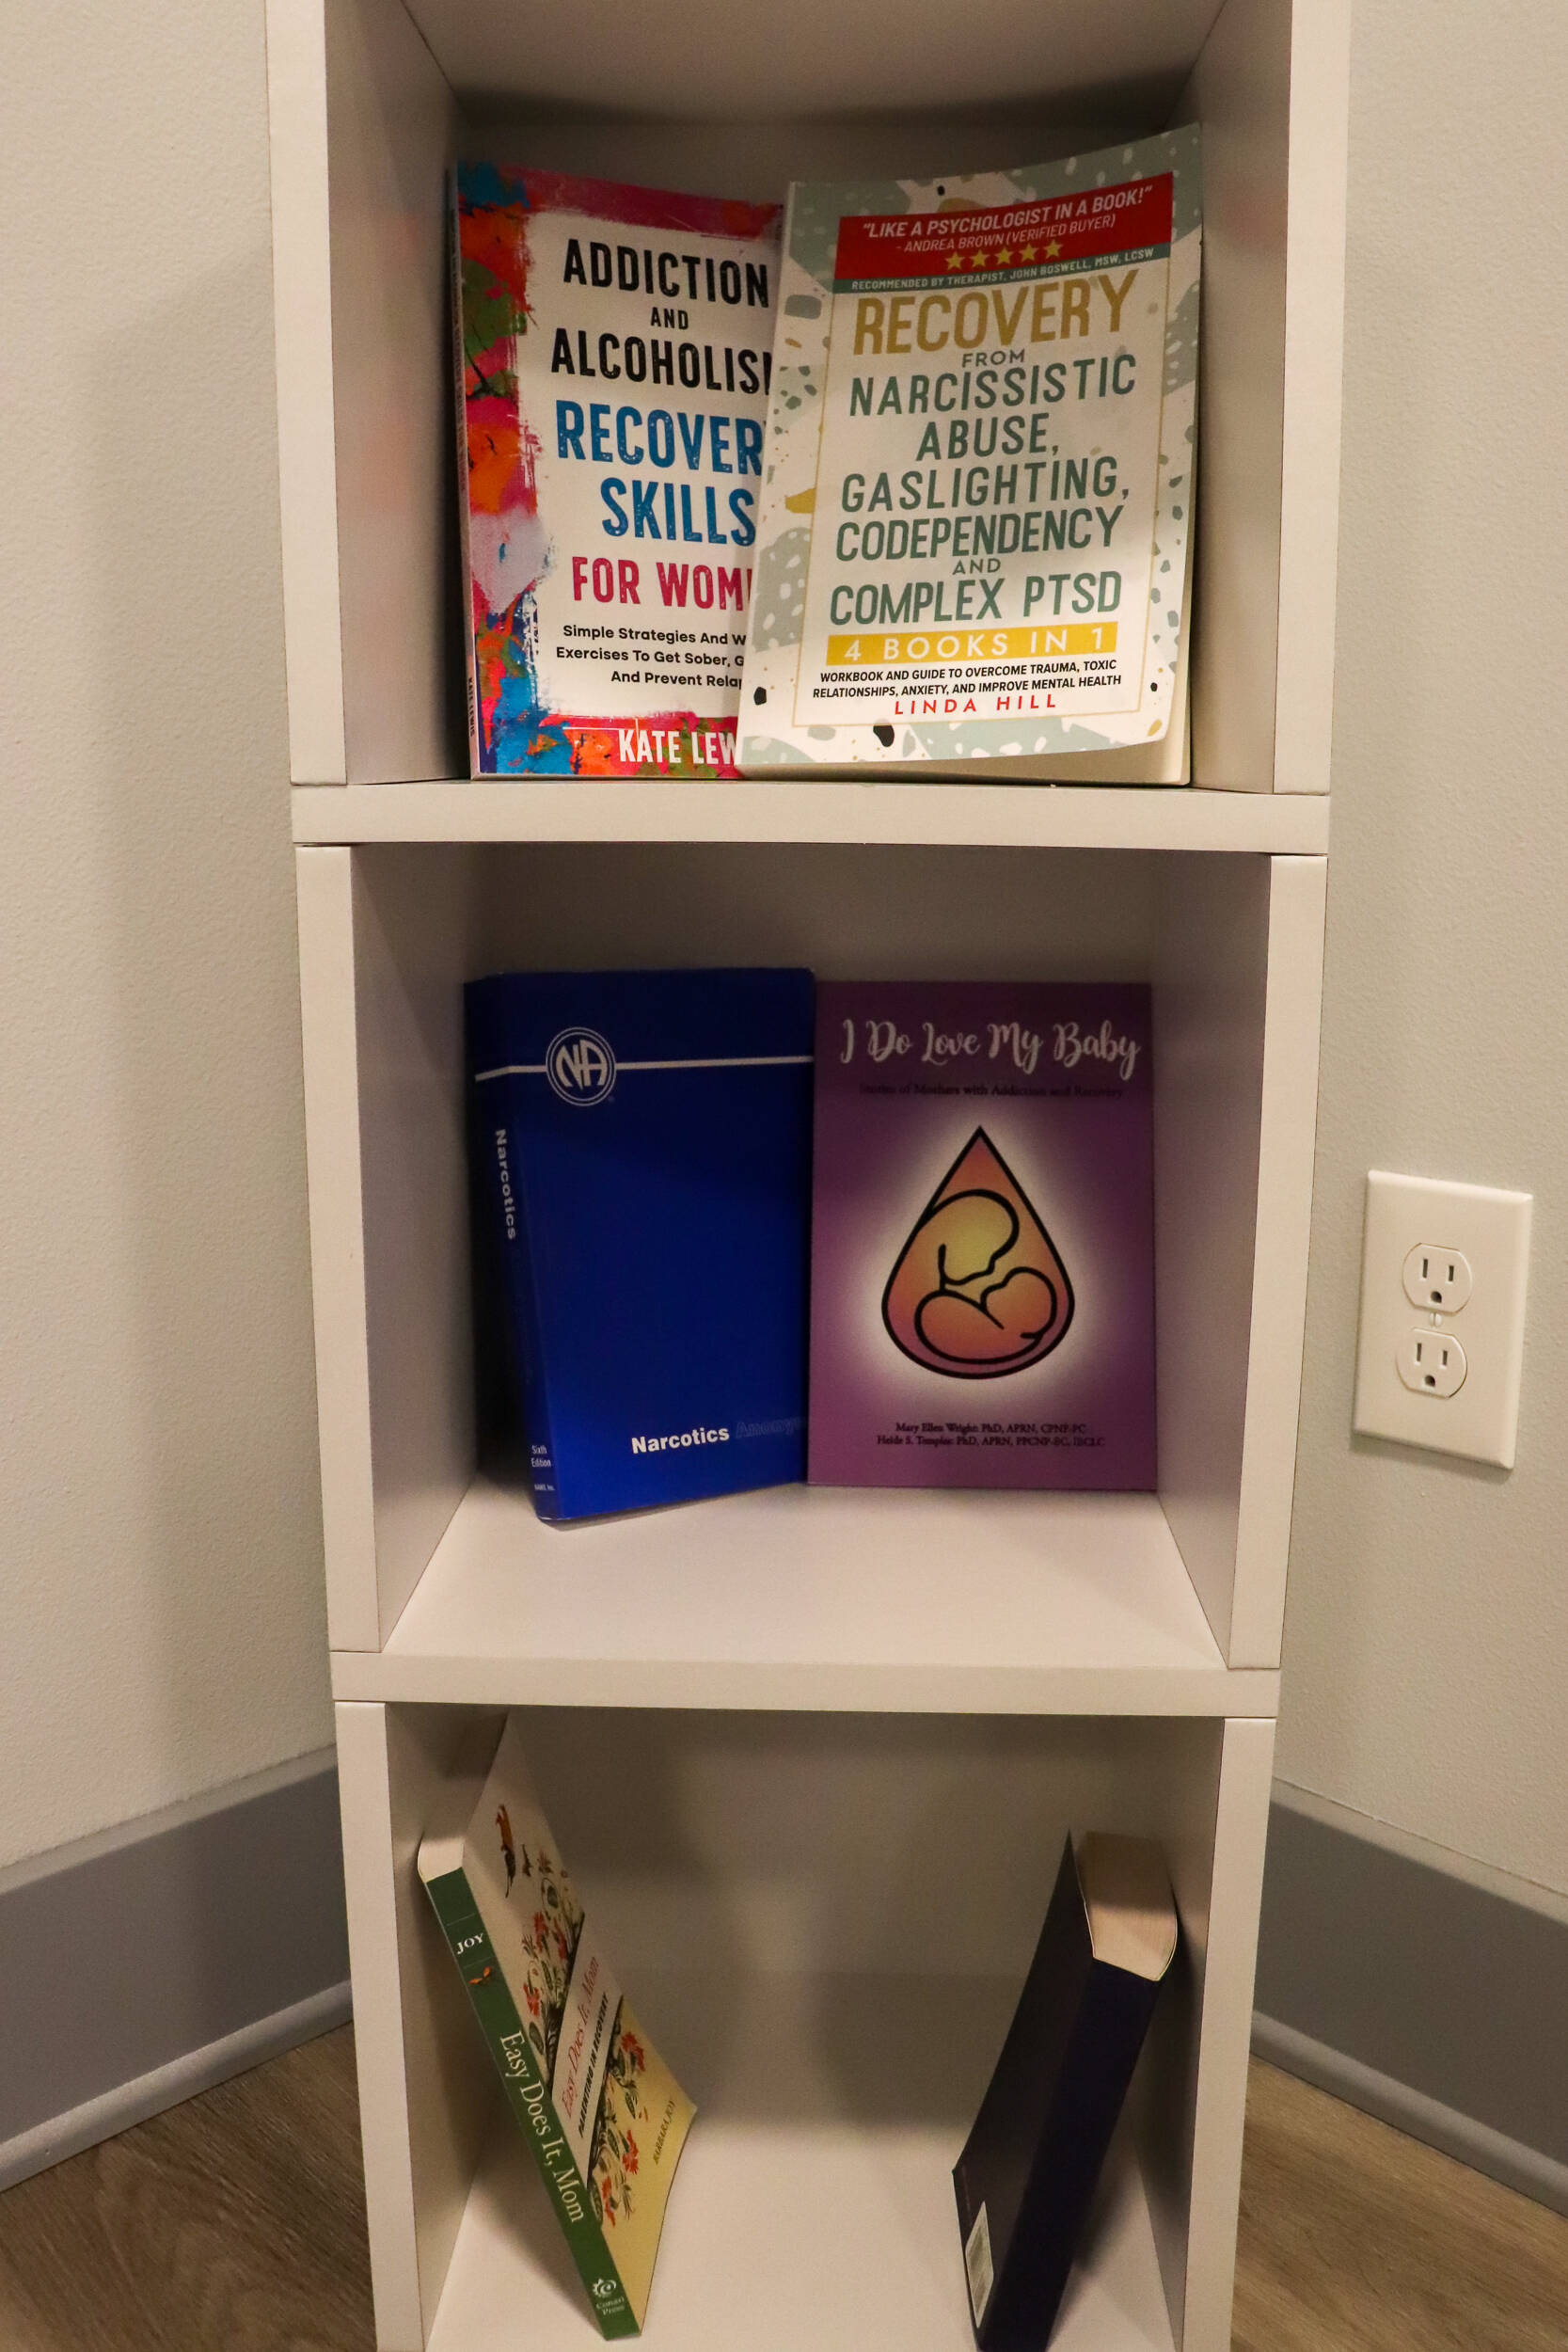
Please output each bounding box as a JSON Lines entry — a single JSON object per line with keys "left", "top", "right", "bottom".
{"left": 1402, "top": 1243, "right": 1472, "bottom": 1315}
{"left": 1396, "top": 1327, "right": 1466, "bottom": 1399}
{"left": 1354, "top": 1171, "right": 1532, "bottom": 1466}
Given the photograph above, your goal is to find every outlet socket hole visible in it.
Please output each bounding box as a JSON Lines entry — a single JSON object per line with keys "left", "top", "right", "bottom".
{"left": 1402, "top": 1242, "right": 1474, "bottom": 1314}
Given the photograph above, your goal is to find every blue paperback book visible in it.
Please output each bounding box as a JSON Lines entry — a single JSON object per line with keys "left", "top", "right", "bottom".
{"left": 467, "top": 968, "right": 815, "bottom": 1520}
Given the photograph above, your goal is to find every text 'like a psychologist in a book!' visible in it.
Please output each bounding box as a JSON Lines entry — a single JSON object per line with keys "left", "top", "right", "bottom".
{"left": 454, "top": 165, "right": 780, "bottom": 778}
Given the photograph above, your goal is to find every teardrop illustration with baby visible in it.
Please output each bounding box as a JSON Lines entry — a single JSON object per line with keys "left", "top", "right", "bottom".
{"left": 882, "top": 1128, "right": 1074, "bottom": 1377}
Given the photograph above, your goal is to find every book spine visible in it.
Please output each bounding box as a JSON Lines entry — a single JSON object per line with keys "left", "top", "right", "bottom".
{"left": 985, "top": 1963, "right": 1161, "bottom": 2351}
{"left": 450, "top": 174, "right": 483, "bottom": 775}
{"left": 478, "top": 1091, "right": 562, "bottom": 1518}
{"left": 423, "top": 1868, "right": 638, "bottom": 2338}
{"left": 508, "top": 1157, "right": 562, "bottom": 1517}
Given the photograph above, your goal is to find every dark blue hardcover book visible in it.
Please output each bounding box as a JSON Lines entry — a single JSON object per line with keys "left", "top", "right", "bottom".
{"left": 953, "top": 1835, "right": 1177, "bottom": 2349}
{"left": 467, "top": 968, "right": 814, "bottom": 1521}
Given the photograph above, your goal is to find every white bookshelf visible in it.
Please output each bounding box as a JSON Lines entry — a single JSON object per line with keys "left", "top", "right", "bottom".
{"left": 266, "top": 4, "right": 1348, "bottom": 2348}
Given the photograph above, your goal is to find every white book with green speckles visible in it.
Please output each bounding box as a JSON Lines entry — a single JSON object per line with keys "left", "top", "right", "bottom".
{"left": 738, "top": 130, "right": 1199, "bottom": 780}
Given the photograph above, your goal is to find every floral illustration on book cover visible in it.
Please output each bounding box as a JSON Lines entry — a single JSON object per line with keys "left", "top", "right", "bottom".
{"left": 466, "top": 1723, "right": 694, "bottom": 2310}
{"left": 454, "top": 164, "right": 780, "bottom": 779}
{"left": 485, "top": 1792, "right": 657, "bottom": 2233}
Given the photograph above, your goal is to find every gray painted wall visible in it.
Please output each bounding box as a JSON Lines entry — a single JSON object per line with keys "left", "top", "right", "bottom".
{"left": 2, "top": 0, "right": 329, "bottom": 1875}
{"left": 1, "top": 0, "right": 1564, "bottom": 2217}
{"left": 1281, "top": 0, "right": 1568, "bottom": 1893}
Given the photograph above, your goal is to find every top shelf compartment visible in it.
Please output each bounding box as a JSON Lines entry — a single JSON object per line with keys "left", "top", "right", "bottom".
{"left": 265, "top": 0, "right": 1350, "bottom": 798}
{"left": 404, "top": 0, "right": 1231, "bottom": 120}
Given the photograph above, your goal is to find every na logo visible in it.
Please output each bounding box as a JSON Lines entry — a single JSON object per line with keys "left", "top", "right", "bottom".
{"left": 546, "top": 1026, "right": 616, "bottom": 1105}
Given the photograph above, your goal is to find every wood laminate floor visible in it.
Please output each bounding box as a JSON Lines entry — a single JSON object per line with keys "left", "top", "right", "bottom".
{"left": 0, "top": 2032, "right": 1564, "bottom": 2349}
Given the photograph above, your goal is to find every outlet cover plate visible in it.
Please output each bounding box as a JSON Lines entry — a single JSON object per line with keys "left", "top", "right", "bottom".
{"left": 1354, "top": 1171, "right": 1532, "bottom": 1466}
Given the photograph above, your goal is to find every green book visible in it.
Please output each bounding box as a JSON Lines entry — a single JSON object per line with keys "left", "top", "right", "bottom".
{"left": 419, "top": 1720, "right": 695, "bottom": 2336}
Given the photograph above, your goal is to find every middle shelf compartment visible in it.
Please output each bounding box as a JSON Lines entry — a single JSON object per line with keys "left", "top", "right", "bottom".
{"left": 330, "top": 1474, "right": 1278, "bottom": 1713}
{"left": 299, "top": 835, "right": 1323, "bottom": 1688}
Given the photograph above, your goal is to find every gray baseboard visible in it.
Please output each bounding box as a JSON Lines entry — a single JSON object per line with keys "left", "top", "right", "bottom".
{"left": 0, "top": 1982, "right": 352, "bottom": 2192}
{"left": 7, "top": 1756, "right": 1565, "bottom": 2219}
{"left": 1253, "top": 2014, "right": 1568, "bottom": 2217}
{"left": 0, "top": 1750, "right": 350, "bottom": 2190}
{"left": 1253, "top": 1788, "right": 1568, "bottom": 2215}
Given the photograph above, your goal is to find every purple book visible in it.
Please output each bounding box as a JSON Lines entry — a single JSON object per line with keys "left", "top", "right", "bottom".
{"left": 808, "top": 983, "right": 1155, "bottom": 1489}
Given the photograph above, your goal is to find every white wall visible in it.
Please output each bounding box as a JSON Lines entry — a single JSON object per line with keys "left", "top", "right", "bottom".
{"left": 0, "top": 0, "right": 330, "bottom": 1867}
{"left": 1280, "top": 0, "right": 1568, "bottom": 1899}
{"left": 2, "top": 0, "right": 1562, "bottom": 1905}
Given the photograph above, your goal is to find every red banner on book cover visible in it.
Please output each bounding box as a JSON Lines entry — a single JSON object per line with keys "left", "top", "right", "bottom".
{"left": 832, "top": 174, "right": 1174, "bottom": 285}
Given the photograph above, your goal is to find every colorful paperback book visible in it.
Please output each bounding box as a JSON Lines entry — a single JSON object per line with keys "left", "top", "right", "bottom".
{"left": 954, "top": 1835, "right": 1177, "bottom": 2349}
{"left": 740, "top": 130, "right": 1200, "bottom": 776}
{"left": 453, "top": 165, "right": 780, "bottom": 778}
{"left": 467, "top": 967, "right": 814, "bottom": 1519}
{"left": 420, "top": 1718, "right": 695, "bottom": 2338}
{"left": 808, "top": 983, "right": 1154, "bottom": 1487}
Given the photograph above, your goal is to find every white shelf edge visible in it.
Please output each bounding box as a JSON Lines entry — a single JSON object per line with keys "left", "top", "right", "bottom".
{"left": 330, "top": 1646, "right": 1279, "bottom": 1714}
{"left": 325, "top": 1475, "right": 1280, "bottom": 1717}
{"left": 290, "top": 780, "right": 1330, "bottom": 854}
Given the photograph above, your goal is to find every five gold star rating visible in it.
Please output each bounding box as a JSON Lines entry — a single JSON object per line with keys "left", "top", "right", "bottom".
{"left": 942, "top": 238, "right": 1060, "bottom": 273}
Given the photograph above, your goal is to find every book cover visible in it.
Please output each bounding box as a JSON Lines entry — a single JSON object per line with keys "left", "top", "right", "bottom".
{"left": 420, "top": 1719, "right": 695, "bottom": 2337}
{"left": 954, "top": 1834, "right": 1178, "bottom": 2350}
{"left": 467, "top": 967, "right": 814, "bottom": 1518}
{"left": 808, "top": 983, "right": 1154, "bottom": 1488}
{"left": 739, "top": 130, "right": 1200, "bottom": 776}
{"left": 453, "top": 165, "right": 781, "bottom": 778}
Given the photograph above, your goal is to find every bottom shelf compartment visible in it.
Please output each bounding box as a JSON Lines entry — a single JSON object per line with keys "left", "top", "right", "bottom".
{"left": 341, "top": 1704, "right": 1274, "bottom": 2352}
{"left": 429, "top": 1972, "right": 1172, "bottom": 2352}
